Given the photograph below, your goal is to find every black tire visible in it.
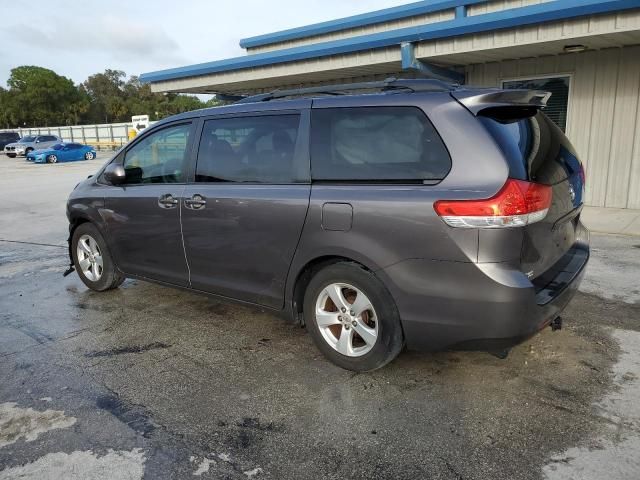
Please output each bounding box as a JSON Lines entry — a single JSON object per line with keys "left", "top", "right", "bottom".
{"left": 46, "top": 154, "right": 57, "bottom": 164}
{"left": 71, "top": 223, "right": 124, "bottom": 291}
{"left": 303, "top": 262, "right": 404, "bottom": 371}
{"left": 7, "top": 154, "right": 16, "bottom": 158}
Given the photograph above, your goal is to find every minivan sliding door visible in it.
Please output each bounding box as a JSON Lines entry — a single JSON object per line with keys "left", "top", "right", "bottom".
{"left": 181, "top": 110, "right": 311, "bottom": 308}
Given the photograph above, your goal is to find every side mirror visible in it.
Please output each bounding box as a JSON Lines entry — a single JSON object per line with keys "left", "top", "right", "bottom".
{"left": 35, "top": 140, "right": 41, "bottom": 143}
{"left": 104, "top": 163, "right": 126, "bottom": 185}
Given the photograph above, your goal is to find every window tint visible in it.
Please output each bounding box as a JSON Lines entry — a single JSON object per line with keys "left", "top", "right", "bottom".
{"left": 311, "top": 107, "right": 450, "bottom": 182}
{"left": 480, "top": 112, "right": 582, "bottom": 185}
{"left": 123, "top": 123, "right": 191, "bottom": 184}
{"left": 502, "top": 76, "right": 570, "bottom": 132}
{"left": 40, "top": 136, "right": 57, "bottom": 142}
{"left": 196, "top": 115, "right": 301, "bottom": 183}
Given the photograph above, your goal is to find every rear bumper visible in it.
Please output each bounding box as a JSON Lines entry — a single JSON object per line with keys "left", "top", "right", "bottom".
{"left": 379, "top": 223, "right": 589, "bottom": 352}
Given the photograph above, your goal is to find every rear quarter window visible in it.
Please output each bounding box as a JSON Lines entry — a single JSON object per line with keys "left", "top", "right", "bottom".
{"left": 311, "top": 106, "right": 451, "bottom": 183}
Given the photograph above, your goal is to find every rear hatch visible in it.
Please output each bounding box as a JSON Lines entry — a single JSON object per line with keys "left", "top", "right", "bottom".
{"left": 478, "top": 112, "right": 585, "bottom": 279}
{"left": 452, "top": 88, "right": 586, "bottom": 281}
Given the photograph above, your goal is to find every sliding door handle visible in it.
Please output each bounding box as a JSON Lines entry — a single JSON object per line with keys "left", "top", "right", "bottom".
{"left": 184, "top": 194, "right": 207, "bottom": 209}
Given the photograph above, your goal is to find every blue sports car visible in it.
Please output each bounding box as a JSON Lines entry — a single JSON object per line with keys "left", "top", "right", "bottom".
{"left": 27, "top": 143, "right": 97, "bottom": 164}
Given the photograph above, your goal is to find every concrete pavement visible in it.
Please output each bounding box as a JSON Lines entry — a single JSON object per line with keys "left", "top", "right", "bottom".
{"left": 0, "top": 155, "right": 639, "bottom": 480}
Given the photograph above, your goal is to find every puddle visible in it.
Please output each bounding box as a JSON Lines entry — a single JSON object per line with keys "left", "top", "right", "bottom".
{"left": 0, "top": 448, "right": 145, "bottom": 480}
{"left": 543, "top": 329, "right": 640, "bottom": 479}
{"left": 0, "top": 403, "right": 76, "bottom": 448}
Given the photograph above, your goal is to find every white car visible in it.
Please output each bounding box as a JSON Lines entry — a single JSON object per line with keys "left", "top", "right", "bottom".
{"left": 4, "top": 135, "right": 63, "bottom": 158}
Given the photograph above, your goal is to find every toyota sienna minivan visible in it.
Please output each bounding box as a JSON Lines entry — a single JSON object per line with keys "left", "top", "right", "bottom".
{"left": 66, "top": 79, "right": 589, "bottom": 371}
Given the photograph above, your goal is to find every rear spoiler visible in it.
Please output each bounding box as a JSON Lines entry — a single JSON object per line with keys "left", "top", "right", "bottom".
{"left": 451, "top": 88, "right": 551, "bottom": 118}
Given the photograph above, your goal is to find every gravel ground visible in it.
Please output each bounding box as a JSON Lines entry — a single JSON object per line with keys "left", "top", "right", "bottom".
{"left": 0, "top": 155, "right": 638, "bottom": 480}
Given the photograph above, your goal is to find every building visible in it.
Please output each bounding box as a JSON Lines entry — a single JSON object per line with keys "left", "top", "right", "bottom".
{"left": 140, "top": 0, "right": 640, "bottom": 209}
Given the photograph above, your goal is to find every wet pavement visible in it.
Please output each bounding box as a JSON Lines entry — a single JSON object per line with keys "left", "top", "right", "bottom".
{"left": 0, "top": 156, "right": 639, "bottom": 479}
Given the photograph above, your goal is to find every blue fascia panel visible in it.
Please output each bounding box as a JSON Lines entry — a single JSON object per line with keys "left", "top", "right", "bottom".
{"left": 239, "top": 0, "right": 488, "bottom": 49}
{"left": 140, "top": 0, "right": 640, "bottom": 84}
{"left": 455, "top": 5, "right": 468, "bottom": 18}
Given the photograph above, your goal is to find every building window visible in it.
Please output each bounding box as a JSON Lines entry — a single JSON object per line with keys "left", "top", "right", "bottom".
{"left": 502, "top": 76, "right": 570, "bottom": 132}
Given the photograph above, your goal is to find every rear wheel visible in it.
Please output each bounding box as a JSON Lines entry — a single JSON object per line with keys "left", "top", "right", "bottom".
{"left": 84, "top": 151, "right": 94, "bottom": 160}
{"left": 71, "top": 223, "right": 124, "bottom": 291}
{"left": 46, "top": 154, "right": 57, "bottom": 163}
{"left": 303, "top": 262, "right": 404, "bottom": 371}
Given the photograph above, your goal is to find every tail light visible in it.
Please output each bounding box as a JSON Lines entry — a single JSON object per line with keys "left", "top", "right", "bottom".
{"left": 434, "top": 178, "right": 552, "bottom": 228}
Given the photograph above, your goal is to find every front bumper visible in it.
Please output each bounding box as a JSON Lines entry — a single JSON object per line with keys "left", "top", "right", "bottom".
{"left": 379, "top": 223, "right": 590, "bottom": 352}
{"left": 4, "top": 148, "right": 25, "bottom": 156}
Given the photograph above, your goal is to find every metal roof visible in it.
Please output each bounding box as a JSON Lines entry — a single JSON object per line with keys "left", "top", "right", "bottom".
{"left": 238, "top": 0, "right": 486, "bottom": 49}
{"left": 139, "top": 0, "right": 640, "bottom": 85}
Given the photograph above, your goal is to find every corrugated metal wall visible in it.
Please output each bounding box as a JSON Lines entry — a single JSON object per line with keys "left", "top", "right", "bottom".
{"left": 467, "top": 0, "right": 554, "bottom": 16}
{"left": 467, "top": 45, "right": 640, "bottom": 209}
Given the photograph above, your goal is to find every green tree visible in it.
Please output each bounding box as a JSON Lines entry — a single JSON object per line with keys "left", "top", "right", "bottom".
{"left": 1, "top": 66, "right": 221, "bottom": 128}
{"left": 82, "top": 69, "right": 127, "bottom": 123}
{"left": 3, "top": 66, "right": 85, "bottom": 127}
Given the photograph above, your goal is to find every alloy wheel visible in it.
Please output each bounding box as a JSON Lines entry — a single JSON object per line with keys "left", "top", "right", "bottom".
{"left": 315, "top": 283, "right": 379, "bottom": 357}
{"left": 76, "top": 234, "right": 103, "bottom": 281}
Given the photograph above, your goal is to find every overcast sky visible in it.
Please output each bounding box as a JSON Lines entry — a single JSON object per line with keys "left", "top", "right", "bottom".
{"left": 0, "top": 0, "right": 409, "bottom": 87}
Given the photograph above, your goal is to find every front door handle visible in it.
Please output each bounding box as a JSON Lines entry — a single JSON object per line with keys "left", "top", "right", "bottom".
{"left": 158, "top": 194, "right": 178, "bottom": 209}
{"left": 184, "top": 194, "right": 207, "bottom": 210}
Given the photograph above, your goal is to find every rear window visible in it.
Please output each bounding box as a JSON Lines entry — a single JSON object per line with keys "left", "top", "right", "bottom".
{"left": 311, "top": 107, "right": 451, "bottom": 182}
{"left": 480, "top": 112, "right": 582, "bottom": 184}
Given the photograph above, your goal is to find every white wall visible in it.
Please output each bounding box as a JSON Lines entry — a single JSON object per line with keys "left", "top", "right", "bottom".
{"left": 1, "top": 121, "right": 157, "bottom": 150}
{"left": 467, "top": 45, "right": 640, "bottom": 209}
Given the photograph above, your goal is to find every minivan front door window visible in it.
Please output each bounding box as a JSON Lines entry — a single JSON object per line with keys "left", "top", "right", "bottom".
{"left": 123, "top": 123, "right": 191, "bottom": 184}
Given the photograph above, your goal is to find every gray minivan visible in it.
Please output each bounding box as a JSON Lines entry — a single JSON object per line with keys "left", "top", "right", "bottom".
{"left": 66, "top": 79, "right": 589, "bottom": 371}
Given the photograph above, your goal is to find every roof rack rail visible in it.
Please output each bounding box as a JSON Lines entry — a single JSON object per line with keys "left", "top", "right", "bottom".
{"left": 234, "top": 77, "right": 454, "bottom": 104}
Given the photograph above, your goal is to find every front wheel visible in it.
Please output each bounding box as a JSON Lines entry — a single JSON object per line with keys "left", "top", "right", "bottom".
{"left": 303, "top": 262, "right": 404, "bottom": 371}
{"left": 71, "top": 223, "right": 124, "bottom": 291}
{"left": 84, "top": 151, "right": 95, "bottom": 160}
{"left": 46, "top": 154, "right": 57, "bottom": 163}
{"left": 7, "top": 154, "right": 16, "bottom": 158}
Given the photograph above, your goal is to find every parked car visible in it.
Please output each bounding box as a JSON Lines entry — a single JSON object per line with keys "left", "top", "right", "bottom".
{"left": 27, "top": 143, "right": 97, "bottom": 164}
{"left": 0, "top": 131, "right": 20, "bottom": 150}
{"left": 4, "top": 134, "right": 63, "bottom": 157}
{"left": 66, "top": 79, "right": 589, "bottom": 371}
